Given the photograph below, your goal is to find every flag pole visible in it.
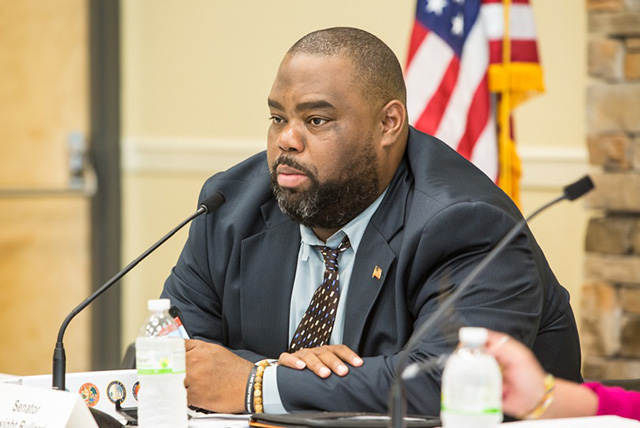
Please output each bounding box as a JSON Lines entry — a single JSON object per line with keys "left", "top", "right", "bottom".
{"left": 498, "top": 0, "right": 518, "bottom": 205}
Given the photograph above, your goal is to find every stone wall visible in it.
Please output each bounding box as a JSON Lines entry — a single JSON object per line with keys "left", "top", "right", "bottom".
{"left": 582, "top": 0, "right": 640, "bottom": 379}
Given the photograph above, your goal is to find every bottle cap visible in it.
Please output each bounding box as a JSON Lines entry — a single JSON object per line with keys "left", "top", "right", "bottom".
{"left": 459, "top": 327, "right": 488, "bottom": 346}
{"left": 148, "top": 298, "right": 171, "bottom": 311}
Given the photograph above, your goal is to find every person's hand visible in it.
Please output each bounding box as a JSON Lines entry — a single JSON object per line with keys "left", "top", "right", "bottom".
{"left": 278, "top": 344, "right": 363, "bottom": 378}
{"left": 486, "top": 330, "right": 599, "bottom": 419}
{"left": 184, "top": 339, "right": 253, "bottom": 413}
{"left": 485, "top": 331, "right": 547, "bottom": 417}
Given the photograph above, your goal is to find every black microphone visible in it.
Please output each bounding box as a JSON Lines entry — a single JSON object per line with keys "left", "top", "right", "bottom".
{"left": 52, "top": 191, "right": 225, "bottom": 391}
{"left": 563, "top": 175, "right": 594, "bottom": 201}
{"left": 388, "top": 176, "right": 594, "bottom": 428}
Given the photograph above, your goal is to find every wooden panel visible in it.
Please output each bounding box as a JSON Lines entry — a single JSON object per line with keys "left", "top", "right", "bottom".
{"left": 0, "top": 0, "right": 91, "bottom": 374}
{"left": 0, "top": 199, "right": 90, "bottom": 374}
{"left": 0, "top": 0, "right": 87, "bottom": 186}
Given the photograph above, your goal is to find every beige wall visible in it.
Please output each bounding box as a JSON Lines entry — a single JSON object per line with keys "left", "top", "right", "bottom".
{"left": 121, "top": 0, "right": 589, "bottom": 350}
{"left": 517, "top": 0, "right": 588, "bottom": 326}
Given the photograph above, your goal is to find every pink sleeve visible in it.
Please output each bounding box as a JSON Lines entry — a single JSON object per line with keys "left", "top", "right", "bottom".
{"left": 582, "top": 382, "right": 640, "bottom": 420}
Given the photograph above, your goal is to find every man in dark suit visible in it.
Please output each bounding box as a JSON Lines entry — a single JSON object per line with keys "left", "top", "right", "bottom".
{"left": 162, "top": 27, "right": 581, "bottom": 416}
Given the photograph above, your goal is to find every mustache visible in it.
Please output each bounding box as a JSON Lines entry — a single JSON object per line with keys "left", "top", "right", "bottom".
{"left": 271, "top": 156, "right": 315, "bottom": 178}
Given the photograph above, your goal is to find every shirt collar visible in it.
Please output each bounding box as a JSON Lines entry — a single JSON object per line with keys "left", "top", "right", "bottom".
{"left": 299, "top": 188, "right": 388, "bottom": 259}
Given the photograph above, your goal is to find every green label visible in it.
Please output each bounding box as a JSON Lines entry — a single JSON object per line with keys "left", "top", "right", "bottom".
{"left": 441, "top": 406, "right": 502, "bottom": 415}
{"left": 137, "top": 368, "right": 186, "bottom": 375}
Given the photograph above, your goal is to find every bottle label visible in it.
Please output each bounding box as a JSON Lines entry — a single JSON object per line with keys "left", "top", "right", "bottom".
{"left": 441, "top": 405, "right": 502, "bottom": 415}
{"left": 137, "top": 345, "right": 185, "bottom": 375}
{"left": 441, "top": 383, "right": 501, "bottom": 415}
{"left": 138, "top": 368, "right": 185, "bottom": 375}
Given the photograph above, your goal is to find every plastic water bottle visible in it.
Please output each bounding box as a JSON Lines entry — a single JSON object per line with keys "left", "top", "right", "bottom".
{"left": 441, "top": 327, "right": 503, "bottom": 428}
{"left": 136, "top": 299, "right": 187, "bottom": 428}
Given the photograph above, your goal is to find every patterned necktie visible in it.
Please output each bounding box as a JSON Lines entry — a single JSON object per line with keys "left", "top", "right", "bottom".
{"left": 288, "top": 236, "right": 351, "bottom": 353}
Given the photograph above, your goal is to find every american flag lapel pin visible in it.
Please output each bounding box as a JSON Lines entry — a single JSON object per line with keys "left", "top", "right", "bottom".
{"left": 372, "top": 266, "right": 382, "bottom": 280}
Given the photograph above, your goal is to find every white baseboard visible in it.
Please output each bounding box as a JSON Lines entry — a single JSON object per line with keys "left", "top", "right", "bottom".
{"left": 122, "top": 136, "right": 265, "bottom": 175}
{"left": 122, "top": 135, "right": 589, "bottom": 189}
{"left": 518, "top": 145, "right": 590, "bottom": 190}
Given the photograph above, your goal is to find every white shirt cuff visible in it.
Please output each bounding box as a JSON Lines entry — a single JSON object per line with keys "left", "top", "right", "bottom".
{"left": 262, "top": 365, "right": 287, "bottom": 414}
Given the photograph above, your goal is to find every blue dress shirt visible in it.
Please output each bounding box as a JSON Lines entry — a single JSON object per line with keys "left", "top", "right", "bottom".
{"left": 262, "top": 189, "right": 387, "bottom": 413}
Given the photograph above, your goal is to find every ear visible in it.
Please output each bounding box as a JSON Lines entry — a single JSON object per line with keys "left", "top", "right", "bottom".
{"left": 379, "top": 100, "right": 406, "bottom": 148}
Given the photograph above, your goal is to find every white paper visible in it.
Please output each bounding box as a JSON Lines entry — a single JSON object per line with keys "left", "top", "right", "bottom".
{"left": 188, "top": 412, "right": 250, "bottom": 427}
{"left": 185, "top": 413, "right": 640, "bottom": 428}
{"left": 501, "top": 415, "right": 640, "bottom": 427}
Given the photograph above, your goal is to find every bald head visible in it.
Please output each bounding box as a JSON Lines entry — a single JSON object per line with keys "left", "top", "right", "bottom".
{"left": 288, "top": 27, "right": 407, "bottom": 108}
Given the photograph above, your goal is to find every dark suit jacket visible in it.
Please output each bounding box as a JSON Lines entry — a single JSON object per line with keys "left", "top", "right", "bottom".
{"left": 162, "top": 127, "right": 582, "bottom": 415}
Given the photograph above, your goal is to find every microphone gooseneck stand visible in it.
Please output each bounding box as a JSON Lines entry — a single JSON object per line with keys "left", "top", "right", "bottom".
{"left": 51, "top": 192, "right": 225, "bottom": 427}
{"left": 388, "top": 176, "right": 594, "bottom": 428}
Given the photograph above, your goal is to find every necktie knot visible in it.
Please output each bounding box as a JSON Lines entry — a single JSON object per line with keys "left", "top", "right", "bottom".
{"left": 315, "top": 236, "right": 351, "bottom": 269}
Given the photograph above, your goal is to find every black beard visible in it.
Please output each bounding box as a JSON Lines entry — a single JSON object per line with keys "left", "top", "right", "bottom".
{"left": 270, "top": 150, "right": 380, "bottom": 230}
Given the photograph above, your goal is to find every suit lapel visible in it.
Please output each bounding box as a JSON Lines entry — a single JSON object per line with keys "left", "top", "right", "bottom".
{"left": 240, "top": 201, "right": 300, "bottom": 357}
{"left": 342, "top": 228, "right": 396, "bottom": 349}
{"left": 342, "top": 157, "right": 411, "bottom": 350}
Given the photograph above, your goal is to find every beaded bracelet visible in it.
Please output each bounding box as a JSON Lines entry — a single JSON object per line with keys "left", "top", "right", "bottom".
{"left": 245, "top": 359, "right": 275, "bottom": 413}
{"left": 520, "top": 373, "right": 555, "bottom": 420}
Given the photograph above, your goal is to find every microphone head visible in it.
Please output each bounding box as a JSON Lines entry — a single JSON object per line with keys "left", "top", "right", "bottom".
{"left": 200, "top": 191, "right": 225, "bottom": 214}
{"left": 563, "top": 176, "right": 594, "bottom": 201}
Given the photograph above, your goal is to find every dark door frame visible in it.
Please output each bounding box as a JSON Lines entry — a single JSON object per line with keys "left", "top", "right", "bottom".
{"left": 89, "top": 0, "right": 121, "bottom": 370}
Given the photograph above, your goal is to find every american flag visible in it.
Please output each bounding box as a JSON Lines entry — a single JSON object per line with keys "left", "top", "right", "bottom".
{"left": 405, "top": 0, "right": 544, "bottom": 203}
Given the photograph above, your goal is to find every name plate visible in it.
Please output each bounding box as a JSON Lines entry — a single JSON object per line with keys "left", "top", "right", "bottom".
{"left": 6, "top": 369, "right": 137, "bottom": 420}
{"left": 0, "top": 383, "right": 97, "bottom": 428}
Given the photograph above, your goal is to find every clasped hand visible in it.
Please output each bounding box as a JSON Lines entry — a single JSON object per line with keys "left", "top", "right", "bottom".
{"left": 278, "top": 344, "right": 364, "bottom": 378}
{"left": 184, "top": 340, "right": 363, "bottom": 414}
